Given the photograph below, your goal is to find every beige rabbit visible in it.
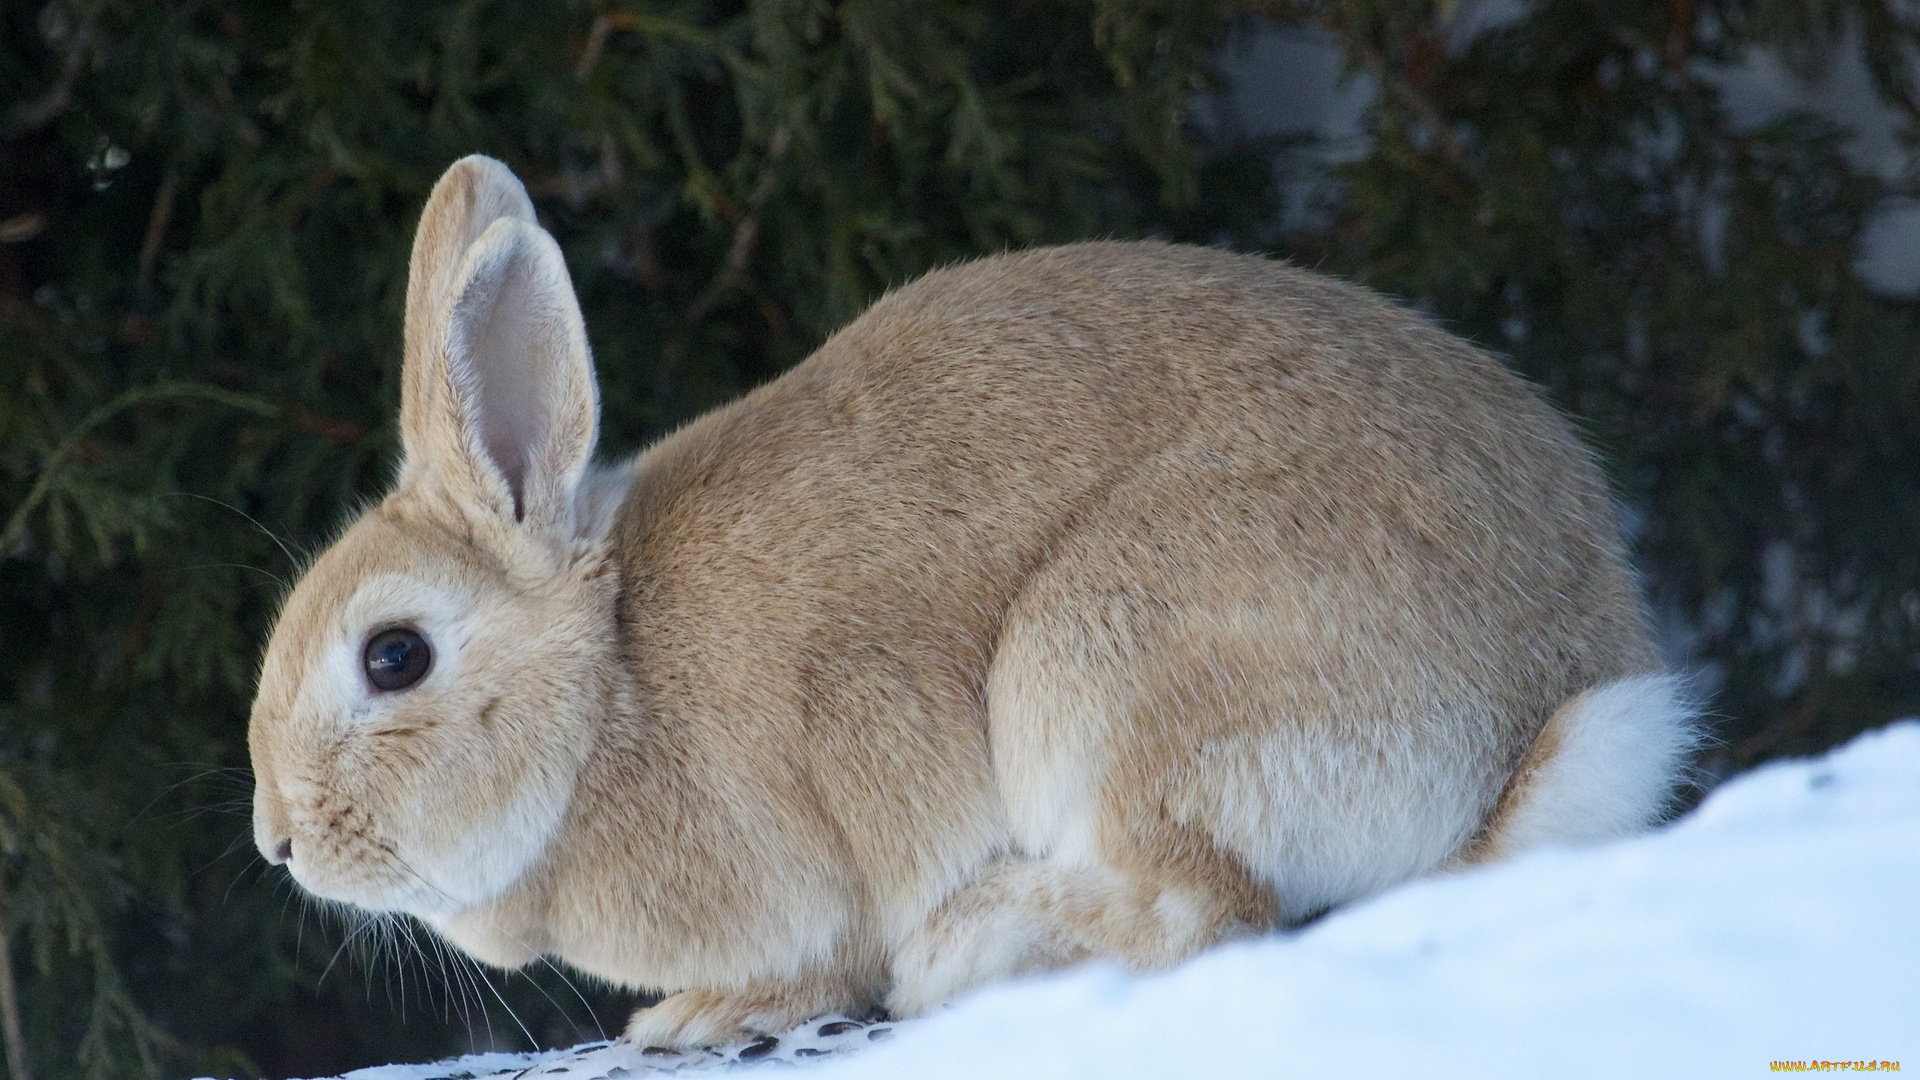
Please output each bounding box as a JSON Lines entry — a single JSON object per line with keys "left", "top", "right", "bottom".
{"left": 249, "top": 155, "right": 1699, "bottom": 1047}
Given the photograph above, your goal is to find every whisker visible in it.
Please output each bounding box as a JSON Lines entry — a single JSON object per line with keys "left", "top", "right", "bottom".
{"left": 382, "top": 851, "right": 607, "bottom": 1044}
{"left": 382, "top": 854, "right": 554, "bottom": 1049}
{"left": 317, "top": 909, "right": 381, "bottom": 989}
{"left": 222, "top": 844, "right": 276, "bottom": 905}
{"left": 128, "top": 764, "right": 257, "bottom": 828}
{"left": 473, "top": 960, "right": 538, "bottom": 1050}
{"left": 166, "top": 491, "right": 303, "bottom": 570}
{"left": 169, "top": 561, "right": 291, "bottom": 590}
{"left": 392, "top": 915, "right": 427, "bottom": 1024}
{"left": 432, "top": 925, "right": 485, "bottom": 1045}
{"left": 445, "top": 939, "right": 491, "bottom": 1051}
{"left": 379, "top": 914, "right": 406, "bottom": 1022}
{"left": 435, "top": 934, "right": 475, "bottom": 1035}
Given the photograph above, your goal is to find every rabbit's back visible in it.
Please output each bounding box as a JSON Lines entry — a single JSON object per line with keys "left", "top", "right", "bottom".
{"left": 601, "top": 240, "right": 1655, "bottom": 965}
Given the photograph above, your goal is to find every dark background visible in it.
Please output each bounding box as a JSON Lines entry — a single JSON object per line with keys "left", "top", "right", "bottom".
{"left": 3, "top": 1, "right": 1917, "bottom": 1076}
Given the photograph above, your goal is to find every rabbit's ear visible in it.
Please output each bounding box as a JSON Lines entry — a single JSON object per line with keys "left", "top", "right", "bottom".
{"left": 399, "top": 158, "right": 597, "bottom": 542}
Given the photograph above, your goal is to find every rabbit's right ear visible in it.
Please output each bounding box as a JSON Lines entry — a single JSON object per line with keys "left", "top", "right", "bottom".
{"left": 403, "top": 156, "right": 539, "bottom": 369}
{"left": 398, "top": 156, "right": 599, "bottom": 548}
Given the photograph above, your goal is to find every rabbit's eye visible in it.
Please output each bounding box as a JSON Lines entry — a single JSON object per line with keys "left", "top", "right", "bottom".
{"left": 364, "top": 628, "right": 432, "bottom": 692}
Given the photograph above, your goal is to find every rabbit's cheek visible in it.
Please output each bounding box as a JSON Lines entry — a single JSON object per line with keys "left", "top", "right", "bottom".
{"left": 389, "top": 595, "right": 602, "bottom": 906}
{"left": 375, "top": 695, "right": 582, "bottom": 911}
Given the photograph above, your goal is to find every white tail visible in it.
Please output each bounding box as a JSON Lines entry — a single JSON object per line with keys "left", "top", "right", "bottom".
{"left": 1473, "top": 674, "right": 1704, "bottom": 860}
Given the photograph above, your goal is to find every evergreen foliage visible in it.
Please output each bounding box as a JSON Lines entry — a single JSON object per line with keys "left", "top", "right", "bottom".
{"left": 0, "top": 0, "right": 1915, "bottom": 1076}
{"left": 1277, "top": 0, "right": 1920, "bottom": 769}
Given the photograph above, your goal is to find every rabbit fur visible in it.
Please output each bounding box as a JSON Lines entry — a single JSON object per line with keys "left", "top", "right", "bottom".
{"left": 249, "top": 155, "right": 1700, "bottom": 1046}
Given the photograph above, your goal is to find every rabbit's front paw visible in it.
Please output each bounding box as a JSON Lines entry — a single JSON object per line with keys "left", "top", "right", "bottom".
{"left": 624, "top": 984, "right": 853, "bottom": 1051}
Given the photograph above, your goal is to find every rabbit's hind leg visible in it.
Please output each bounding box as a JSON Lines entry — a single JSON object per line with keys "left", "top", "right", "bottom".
{"left": 884, "top": 836, "right": 1277, "bottom": 1017}
{"left": 625, "top": 978, "right": 873, "bottom": 1050}
{"left": 624, "top": 940, "right": 884, "bottom": 1050}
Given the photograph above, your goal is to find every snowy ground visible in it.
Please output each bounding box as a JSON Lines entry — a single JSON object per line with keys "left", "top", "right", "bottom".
{"left": 289, "top": 720, "right": 1920, "bottom": 1080}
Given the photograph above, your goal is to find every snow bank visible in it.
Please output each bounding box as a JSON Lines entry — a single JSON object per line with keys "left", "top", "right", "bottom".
{"left": 296, "top": 720, "right": 1920, "bottom": 1080}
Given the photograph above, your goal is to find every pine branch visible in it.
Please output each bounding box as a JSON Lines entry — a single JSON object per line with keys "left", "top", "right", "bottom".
{"left": 3, "top": 7, "right": 91, "bottom": 138}
{"left": 0, "top": 905, "right": 28, "bottom": 1080}
{"left": 1, "top": 384, "right": 278, "bottom": 560}
{"left": 653, "top": 125, "right": 793, "bottom": 406}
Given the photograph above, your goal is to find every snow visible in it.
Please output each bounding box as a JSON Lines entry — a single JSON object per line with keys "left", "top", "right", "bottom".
{"left": 280, "top": 720, "right": 1920, "bottom": 1080}
{"left": 315, "top": 1017, "right": 893, "bottom": 1078}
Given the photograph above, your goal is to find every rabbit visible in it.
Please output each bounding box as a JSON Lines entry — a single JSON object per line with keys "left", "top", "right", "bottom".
{"left": 248, "top": 154, "right": 1700, "bottom": 1048}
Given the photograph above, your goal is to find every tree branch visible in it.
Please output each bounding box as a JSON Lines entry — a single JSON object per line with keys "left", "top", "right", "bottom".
{"left": 1350, "top": 30, "right": 1469, "bottom": 172}
{"left": 5, "top": 9, "right": 91, "bottom": 138}
{"left": 1, "top": 384, "right": 278, "bottom": 560}
{"left": 137, "top": 171, "right": 181, "bottom": 291}
{"left": 653, "top": 125, "right": 792, "bottom": 405}
{"left": 0, "top": 906, "right": 29, "bottom": 1080}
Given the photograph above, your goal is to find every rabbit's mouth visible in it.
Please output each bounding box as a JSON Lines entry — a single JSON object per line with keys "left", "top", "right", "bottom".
{"left": 271, "top": 805, "right": 461, "bottom": 916}
{"left": 295, "top": 851, "right": 493, "bottom": 925}
{"left": 276, "top": 770, "right": 574, "bottom": 921}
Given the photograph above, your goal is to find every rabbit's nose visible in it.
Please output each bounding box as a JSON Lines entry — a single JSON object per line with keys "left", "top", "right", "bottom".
{"left": 269, "top": 837, "right": 293, "bottom": 865}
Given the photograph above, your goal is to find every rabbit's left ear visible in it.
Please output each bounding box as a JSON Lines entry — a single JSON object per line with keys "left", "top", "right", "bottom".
{"left": 398, "top": 157, "right": 598, "bottom": 544}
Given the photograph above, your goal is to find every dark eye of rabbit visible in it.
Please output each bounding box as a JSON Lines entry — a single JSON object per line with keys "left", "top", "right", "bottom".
{"left": 364, "top": 628, "right": 431, "bottom": 692}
